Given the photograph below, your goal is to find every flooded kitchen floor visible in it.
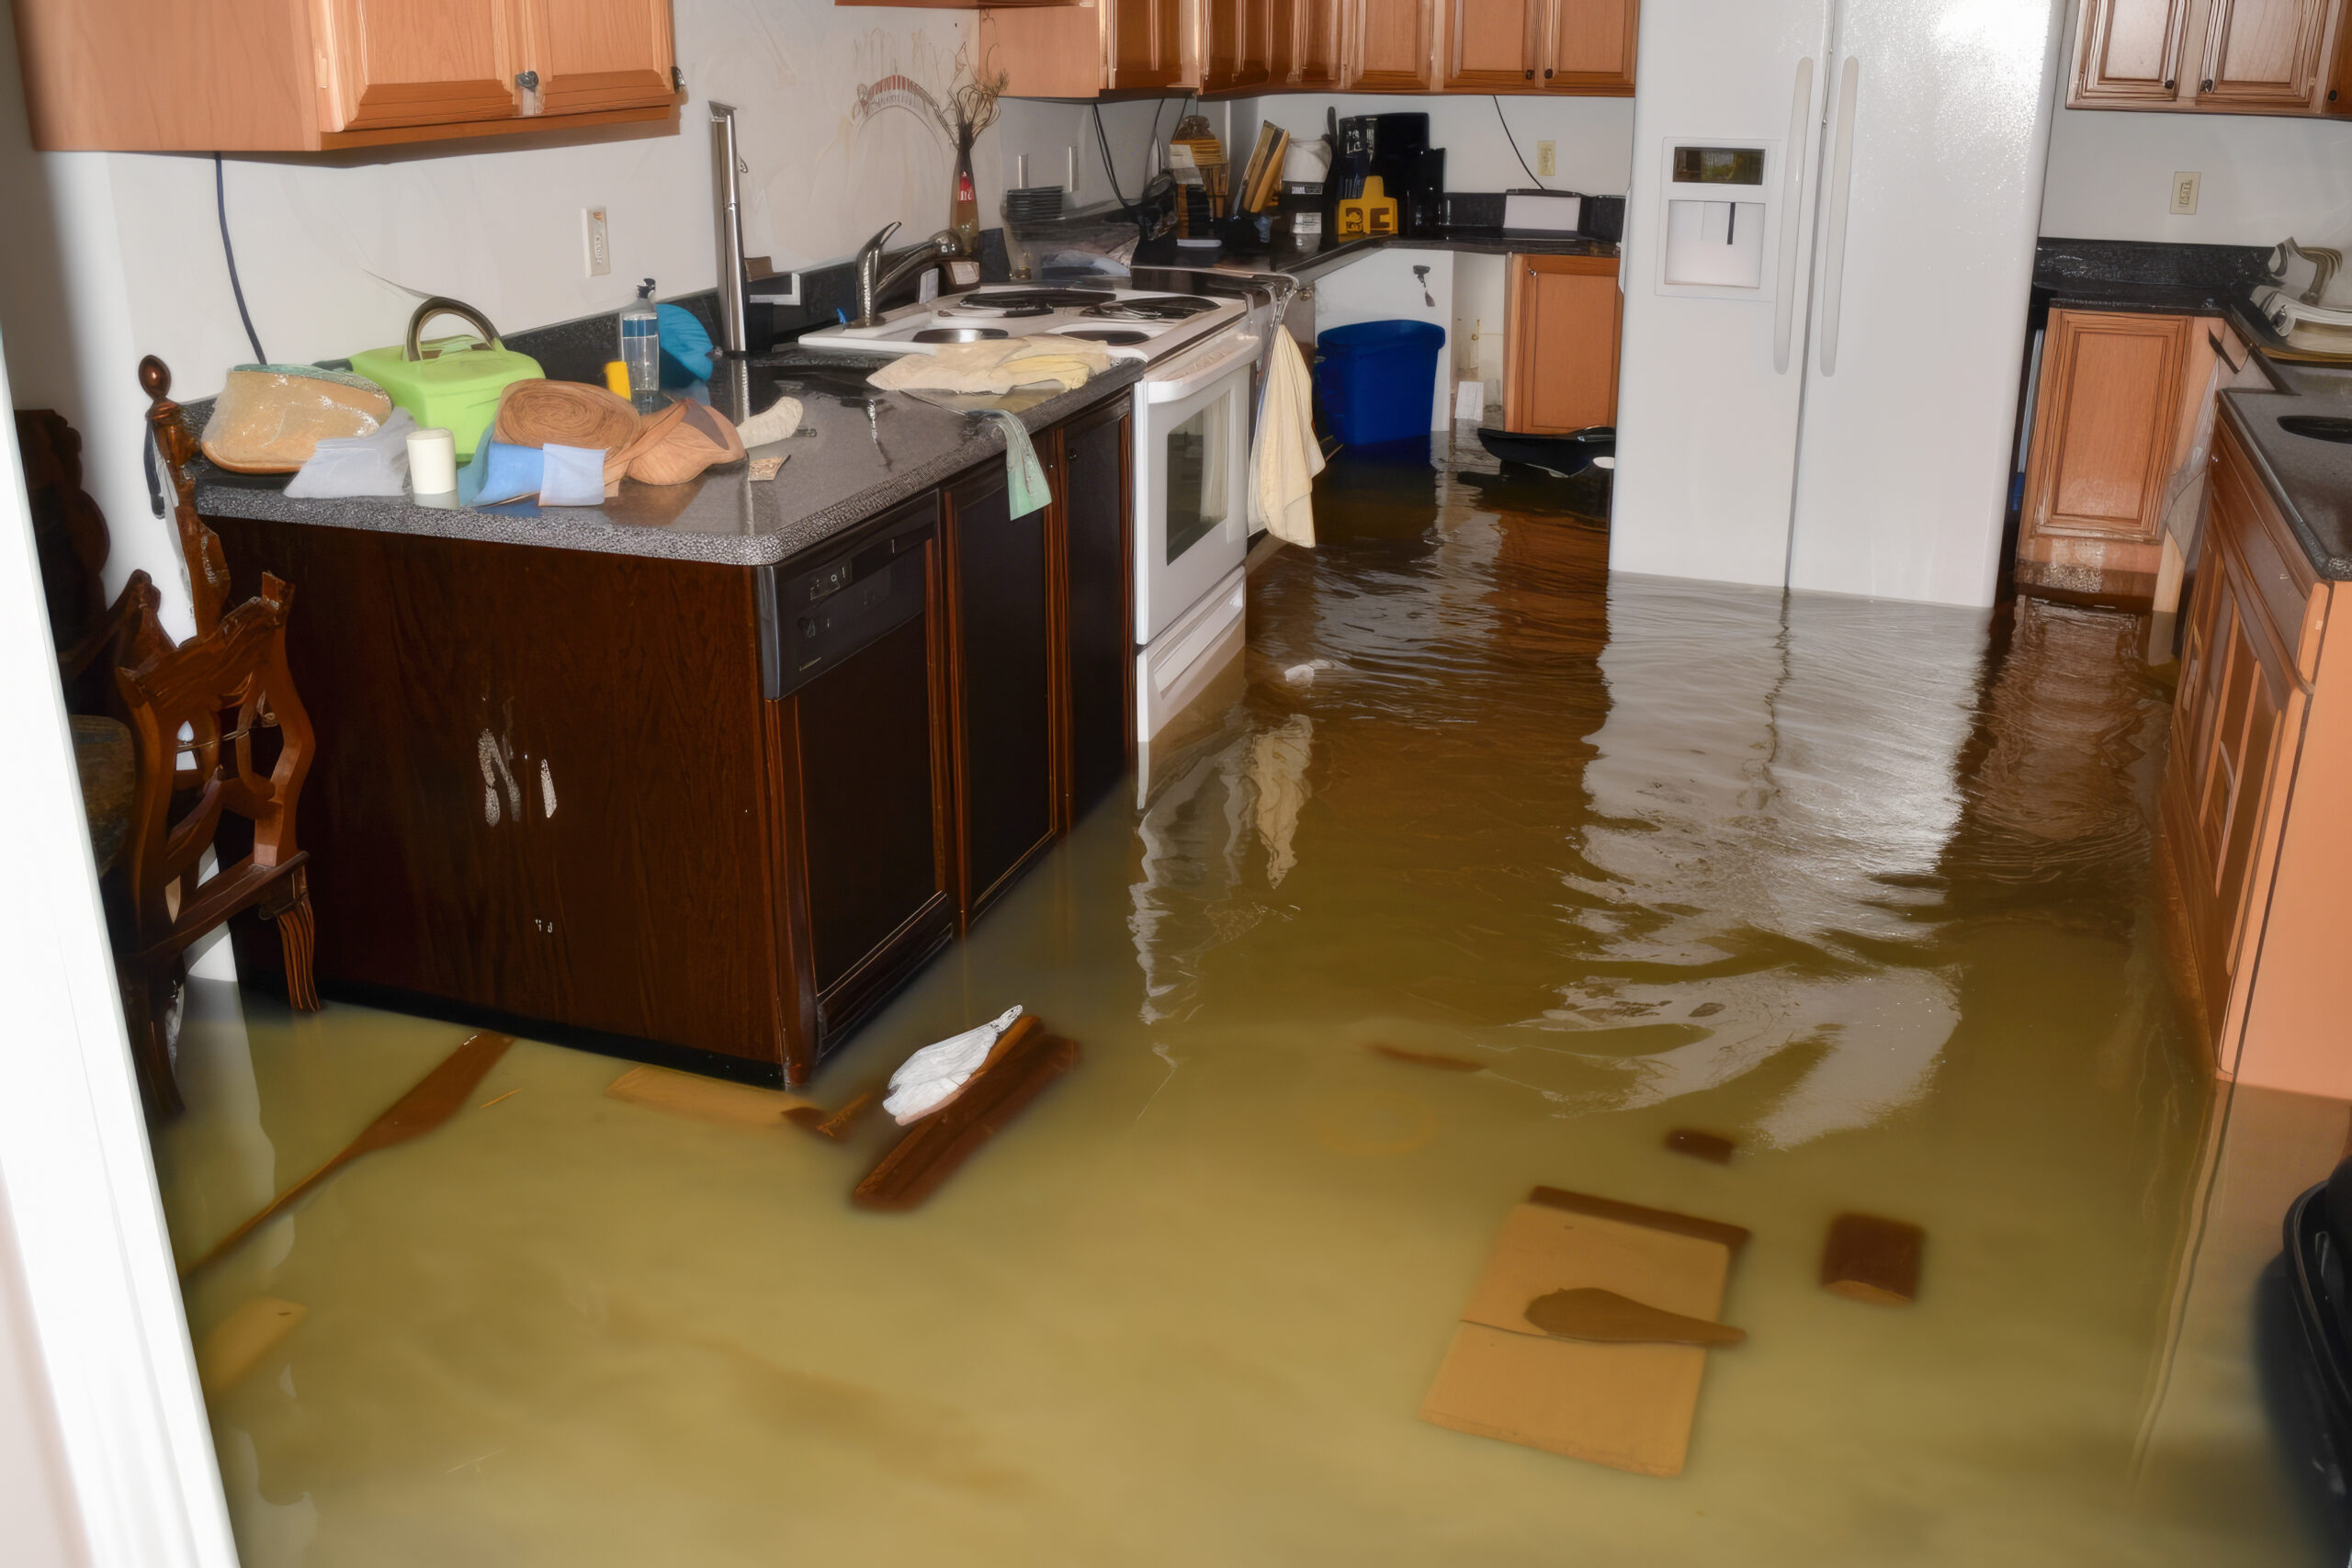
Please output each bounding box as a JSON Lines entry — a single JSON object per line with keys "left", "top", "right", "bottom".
{"left": 155, "top": 434, "right": 2349, "bottom": 1565}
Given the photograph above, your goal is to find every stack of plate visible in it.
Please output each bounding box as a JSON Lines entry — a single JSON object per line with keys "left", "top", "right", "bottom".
{"left": 1003, "top": 186, "right": 1065, "bottom": 228}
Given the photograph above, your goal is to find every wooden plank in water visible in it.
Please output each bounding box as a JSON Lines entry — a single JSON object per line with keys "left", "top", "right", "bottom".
{"left": 1820, "top": 1213, "right": 1925, "bottom": 1305}
{"left": 853, "top": 1021, "right": 1079, "bottom": 1212}
{"left": 605, "top": 1065, "right": 817, "bottom": 1131}
{"left": 1665, "top": 1128, "right": 1736, "bottom": 1164}
{"left": 198, "top": 1298, "right": 307, "bottom": 1396}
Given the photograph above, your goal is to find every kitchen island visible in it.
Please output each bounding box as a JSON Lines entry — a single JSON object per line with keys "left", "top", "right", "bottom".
{"left": 195, "top": 355, "right": 1143, "bottom": 1086}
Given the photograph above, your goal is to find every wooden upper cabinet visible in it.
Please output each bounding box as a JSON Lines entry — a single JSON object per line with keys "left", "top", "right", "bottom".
{"left": 1288, "top": 0, "right": 1346, "bottom": 86}
{"left": 1112, "top": 0, "right": 1188, "bottom": 88}
{"left": 2075, "top": 0, "right": 2195, "bottom": 102}
{"left": 1443, "top": 0, "right": 1541, "bottom": 90}
{"left": 2196, "top": 0, "right": 2330, "bottom": 107}
{"left": 2330, "top": 0, "right": 2352, "bottom": 107}
{"left": 513, "top": 0, "right": 676, "bottom": 117}
{"left": 315, "top": 0, "right": 520, "bottom": 132}
{"left": 1207, "top": 0, "right": 1276, "bottom": 90}
{"left": 1348, "top": 0, "right": 1437, "bottom": 89}
{"left": 2071, "top": 0, "right": 2343, "bottom": 112}
{"left": 1546, "top": 0, "right": 1637, "bottom": 92}
{"left": 13, "top": 0, "right": 678, "bottom": 149}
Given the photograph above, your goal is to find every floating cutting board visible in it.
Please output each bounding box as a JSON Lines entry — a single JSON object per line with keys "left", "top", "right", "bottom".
{"left": 1419, "top": 1188, "right": 1748, "bottom": 1477}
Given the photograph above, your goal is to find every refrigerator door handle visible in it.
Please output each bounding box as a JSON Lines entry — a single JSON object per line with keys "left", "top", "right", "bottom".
{"left": 1773, "top": 55, "right": 1816, "bottom": 375}
{"left": 1817, "top": 55, "right": 1860, "bottom": 377}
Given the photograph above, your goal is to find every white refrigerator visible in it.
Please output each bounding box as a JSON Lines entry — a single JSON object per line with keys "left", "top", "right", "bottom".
{"left": 1611, "top": 0, "right": 2065, "bottom": 608}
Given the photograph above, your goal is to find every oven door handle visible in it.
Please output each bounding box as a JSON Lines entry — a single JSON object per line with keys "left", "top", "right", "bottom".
{"left": 1142, "top": 332, "right": 1260, "bottom": 404}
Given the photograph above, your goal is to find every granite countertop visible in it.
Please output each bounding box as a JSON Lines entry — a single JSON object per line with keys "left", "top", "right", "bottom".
{"left": 2220, "top": 390, "right": 2352, "bottom": 580}
{"left": 192, "top": 355, "right": 1148, "bottom": 570}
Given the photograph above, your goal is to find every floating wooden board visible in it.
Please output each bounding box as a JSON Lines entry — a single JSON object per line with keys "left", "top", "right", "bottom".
{"left": 198, "top": 1297, "right": 306, "bottom": 1396}
{"left": 605, "top": 1065, "right": 817, "bottom": 1131}
{"left": 1419, "top": 1187, "right": 1748, "bottom": 1477}
{"left": 1820, "top": 1213, "right": 1924, "bottom": 1305}
{"left": 1665, "top": 1128, "right": 1736, "bottom": 1164}
{"left": 854, "top": 1020, "right": 1079, "bottom": 1211}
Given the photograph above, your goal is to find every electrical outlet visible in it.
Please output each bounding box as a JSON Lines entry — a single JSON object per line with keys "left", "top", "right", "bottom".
{"left": 1536, "top": 141, "right": 1556, "bottom": 178}
{"left": 2170, "top": 171, "right": 2199, "bottom": 216}
{"left": 583, "top": 207, "right": 611, "bottom": 276}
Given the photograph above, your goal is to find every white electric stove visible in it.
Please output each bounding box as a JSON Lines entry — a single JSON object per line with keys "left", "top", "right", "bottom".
{"left": 797, "top": 286, "right": 1247, "bottom": 365}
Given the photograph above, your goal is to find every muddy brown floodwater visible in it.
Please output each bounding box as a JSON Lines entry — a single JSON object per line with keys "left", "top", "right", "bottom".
{"left": 156, "top": 434, "right": 2346, "bottom": 1565}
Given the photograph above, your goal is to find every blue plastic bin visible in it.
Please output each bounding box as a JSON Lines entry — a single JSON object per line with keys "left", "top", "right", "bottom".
{"left": 1317, "top": 320, "right": 1443, "bottom": 447}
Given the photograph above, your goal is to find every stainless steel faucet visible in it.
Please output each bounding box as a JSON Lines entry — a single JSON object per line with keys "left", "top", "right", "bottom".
{"left": 710, "top": 101, "right": 749, "bottom": 357}
{"left": 852, "top": 222, "right": 967, "bottom": 329}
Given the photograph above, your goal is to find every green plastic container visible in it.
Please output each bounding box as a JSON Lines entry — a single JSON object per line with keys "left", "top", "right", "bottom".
{"left": 349, "top": 297, "right": 542, "bottom": 459}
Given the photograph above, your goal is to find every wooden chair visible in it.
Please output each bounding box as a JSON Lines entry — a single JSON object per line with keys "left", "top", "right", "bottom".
{"left": 113, "top": 575, "right": 320, "bottom": 1113}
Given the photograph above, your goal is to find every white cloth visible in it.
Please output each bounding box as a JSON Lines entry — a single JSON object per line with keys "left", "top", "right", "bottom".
{"left": 883, "top": 1004, "right": 1024, "bottom": 1124}
{"left": 1249, "top": 329, "right": 1321, "bottom": 547}
{"left": 736, "top": 396, "right": 804, "bottom": 448}
{"left": 869, "top": 338, "right": 1112, "bottom": 396}
{"left": 286, "top": 409, "right": 415, "bottom": 498}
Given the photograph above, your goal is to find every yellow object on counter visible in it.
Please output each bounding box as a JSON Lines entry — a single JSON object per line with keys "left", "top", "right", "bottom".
{"left": 604, "top": 360, "right": 632, "bottom": 398}
{"left": 1337, "top": 175, "right": 1399, "bottom": 240}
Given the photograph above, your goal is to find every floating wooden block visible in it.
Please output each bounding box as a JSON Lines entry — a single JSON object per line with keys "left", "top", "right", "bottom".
{"left": 605, "top": 1065, "right": 817, "bottom": 1131}
{"left": 786, "top": 1089, "right": 877, "bottom": 1141}
{"left": 1419, "top": 1188, "right": 1750, "bottom": 1477}
{"left": 1367, "top": 1043, "right": 1486, "bottom": 1073}
{"left": 1820, "top": 1213, "right": 1924, "bottom": 1305}
{"left": 854, "top": 1020, "right": 1079, "bottom": 1212}
{"left": 198, "top": 1297, "right": 306, "bottom": 1396}
{"left": 1665, "top": 1128, "right": 1736, "bottom": 1164}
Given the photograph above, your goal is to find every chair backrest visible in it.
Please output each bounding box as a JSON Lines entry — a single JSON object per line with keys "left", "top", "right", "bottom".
{"left": 115, "top": 574, "right": 312, "bottom": 940}
{"left": 140, "top": 355, "right": 232, "bottom": 637}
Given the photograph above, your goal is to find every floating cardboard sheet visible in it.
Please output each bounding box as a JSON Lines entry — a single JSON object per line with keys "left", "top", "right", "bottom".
{"left": 1419, "top": 1188, "right": 1749, "bottom": 1477}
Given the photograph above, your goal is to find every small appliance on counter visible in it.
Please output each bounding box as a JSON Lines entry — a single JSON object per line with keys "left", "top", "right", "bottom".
{"left": 2254, "top": 237, "right": 2352, "bottom": 357}
{"left": 1329, "top": 113, "right": 1444, "bottom": 240}
{"left": 350, "top": 297, "right": 544, "bottom": 460}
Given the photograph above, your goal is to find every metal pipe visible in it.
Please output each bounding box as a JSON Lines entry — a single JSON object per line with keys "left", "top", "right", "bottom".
{"left": 710, "top": 101, "right": 749, "bottom": 357}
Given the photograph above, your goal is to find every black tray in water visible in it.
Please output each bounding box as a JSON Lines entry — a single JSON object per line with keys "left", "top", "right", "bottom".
{"left": 2280, "top": 415, "right": 2352, "bottom": 445}
{"left": 1477, "top": 425, "right": 1614, "bottom": 477}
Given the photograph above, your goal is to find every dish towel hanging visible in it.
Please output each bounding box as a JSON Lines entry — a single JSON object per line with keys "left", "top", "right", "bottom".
{"left": 1250, "top": 327, "right": 1321, "bottom": 547}
{"left": 979, "top": 410, "right": 1053, "bottom": 518}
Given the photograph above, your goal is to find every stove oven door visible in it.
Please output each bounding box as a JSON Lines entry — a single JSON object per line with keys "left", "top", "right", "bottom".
{"left": 1133, "top": 332, "right": 1259, "bottom": 647}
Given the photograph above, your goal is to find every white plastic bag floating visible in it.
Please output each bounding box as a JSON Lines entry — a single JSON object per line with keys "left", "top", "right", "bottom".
{"left": 883, "top": 1005, "right": 1023, "bottom": 1124}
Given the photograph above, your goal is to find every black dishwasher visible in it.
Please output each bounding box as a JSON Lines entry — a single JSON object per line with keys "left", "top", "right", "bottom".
{"left": 758, "top": 495, "right": 953, "bottom": 1049}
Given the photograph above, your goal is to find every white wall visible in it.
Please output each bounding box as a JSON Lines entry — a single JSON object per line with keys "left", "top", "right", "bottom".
{"left": 1224, "top": 93, "right": 1636, "bottom": 195}
{"left": 2037, "top": 0, "right": 2352, "bottom": 245}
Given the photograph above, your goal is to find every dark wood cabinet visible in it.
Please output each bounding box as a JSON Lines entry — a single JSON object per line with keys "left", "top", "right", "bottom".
{"left": 209, "top": 394, "right": 1132, "bottom": 1084}
{"left": 944, "top": 466, "right": 1061, "bottom": 922}
{"left": 1057, "top": 402, "right": 1135, "bottom": 823}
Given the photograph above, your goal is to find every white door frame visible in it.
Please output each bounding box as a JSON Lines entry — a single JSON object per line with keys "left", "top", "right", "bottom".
{"left": 0, "top": 342, "right": 242, "bottom": 1566}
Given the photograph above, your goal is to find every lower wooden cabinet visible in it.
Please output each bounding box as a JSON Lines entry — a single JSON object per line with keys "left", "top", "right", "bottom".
{"left": 1057, "top": 403, "right": 1136, "bottom": 824}
{"left": 1503, "top": 253, "right": 1620, "bottom": 434}
{"left": 2016, "top": 310, "right": 2196, "bottom": 602}
{"left": 945, "top": 466, "right": 1061, "bottom": 922}
{"left": 2159, "top": 412, "right": 2351, "bottom": 1095}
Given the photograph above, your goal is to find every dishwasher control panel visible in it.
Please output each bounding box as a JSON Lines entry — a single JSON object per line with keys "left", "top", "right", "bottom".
{"left": 757, "top": 494, "right": 937, "bottom": 700}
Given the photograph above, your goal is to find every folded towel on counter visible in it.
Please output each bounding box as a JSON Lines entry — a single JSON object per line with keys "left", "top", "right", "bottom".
{"left": 1249, "top": 328, "right": 1321, "bottom": 547}
{"left": 458, "top": 438, "right": 611, "bottom": 507}
{"left": 735, "top": 395, "right": 804, "bottom": 448}
{"left": 978, "top": 410, "right": 1051, "bottom": 518}
{"left": 286, "top": 409, "right": 415, "bottom": 499}
{"left": 868, "top": 336, "right": 1113, "bottom": 396}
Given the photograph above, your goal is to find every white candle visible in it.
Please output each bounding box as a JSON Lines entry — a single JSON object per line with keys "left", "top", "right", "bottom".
{"left": 407, "top": 426, "right": 458, "bottom": 495}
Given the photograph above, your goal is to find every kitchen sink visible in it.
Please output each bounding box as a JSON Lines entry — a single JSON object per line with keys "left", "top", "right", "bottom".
{"left": 2278, "top": 414, "right": 2352, "bottom": 444}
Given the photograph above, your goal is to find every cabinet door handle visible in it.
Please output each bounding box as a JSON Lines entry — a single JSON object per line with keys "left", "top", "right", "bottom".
{"left": 2201, "top": 77, "right": 2213, "bottom": 91}
{"left": 1524, "top": 68, "right": 1534, "bottom": 78}
{"left": 2164, "top": 78, "right": 2175, "bottom": 89}
{"left": 515, "top": 70, "right": 540, "bottom": 91}
{"left": 1544, "top": 68, "right": 1554, "bottom": 78}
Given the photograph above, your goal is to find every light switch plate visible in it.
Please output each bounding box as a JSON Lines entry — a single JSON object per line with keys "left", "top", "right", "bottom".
{"left": 2170, "top": 172, "right": 2199, "bottom": 216}
{"left": 1536, "top": 141, "right": 1556, "bottom": 178}
{"left": 583, "top": 207, "right": 611, "bottom": 276}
